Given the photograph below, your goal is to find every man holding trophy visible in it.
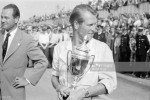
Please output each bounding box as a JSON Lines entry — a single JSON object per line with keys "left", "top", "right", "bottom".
{"left": 51, "top": 4, "right": 117, "bottom": 100}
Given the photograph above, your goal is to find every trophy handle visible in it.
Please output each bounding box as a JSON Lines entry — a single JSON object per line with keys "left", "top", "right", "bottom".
{"left": 83, "top": 55, "right": 95, "bottom": 74}
{"left": 89, "top": 55, "right": 95, "bottom": 66}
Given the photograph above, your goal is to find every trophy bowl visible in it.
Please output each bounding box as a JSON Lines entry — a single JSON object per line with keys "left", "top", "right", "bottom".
{"left": 67, "top": 49, "right": 95, "bottom": 79}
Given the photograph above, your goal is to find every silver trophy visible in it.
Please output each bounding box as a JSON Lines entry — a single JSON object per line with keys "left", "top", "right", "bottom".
{"left": 67, "top": 36, "right": 95, "bottom": 88}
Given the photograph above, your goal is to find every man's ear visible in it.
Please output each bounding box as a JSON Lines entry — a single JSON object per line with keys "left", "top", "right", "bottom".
{"left": 74, "top": 20, "right": 79, "bottom": 30}
{"left": 15, "top": 16, "right": 19, "bottom": 24}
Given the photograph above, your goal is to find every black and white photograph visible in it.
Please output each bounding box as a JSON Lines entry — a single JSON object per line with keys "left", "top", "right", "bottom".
{"left": 0, "top": 0, "right": 150, "bottom": 100}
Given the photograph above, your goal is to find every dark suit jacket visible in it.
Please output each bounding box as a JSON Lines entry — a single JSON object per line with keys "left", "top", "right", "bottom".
{"left": 119, "top": 34, "right": 130, "bottom": 53}
{"left": 136, "top": 34, "right": 150, "bottom": 55}
{"left": 93, "top": 32, "right": 106, "bottom": 43}
{"left": 0, "top": 29, "right": 48, "bottom": 100}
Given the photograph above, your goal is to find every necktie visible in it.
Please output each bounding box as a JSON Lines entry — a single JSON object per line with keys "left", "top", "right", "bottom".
{"left": 2, "top": 33, "right": 10, "bottom": 60}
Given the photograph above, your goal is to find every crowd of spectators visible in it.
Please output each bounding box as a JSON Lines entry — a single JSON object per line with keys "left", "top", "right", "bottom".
{"left": 94, "top": 12, "right": 150, "bottom": 78}
{"left": 18, "top": 23, "right": 72, "bottom": 68}
{"left": 26, "top": 9, "right": 71, "bottom": 24}
{"left": 88, "top": 0, "right": 150, "bottom": 11}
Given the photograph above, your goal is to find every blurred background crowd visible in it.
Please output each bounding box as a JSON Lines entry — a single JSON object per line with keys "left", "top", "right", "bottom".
{"left": 1, "top": 0, "right": 150, "bottom": 79}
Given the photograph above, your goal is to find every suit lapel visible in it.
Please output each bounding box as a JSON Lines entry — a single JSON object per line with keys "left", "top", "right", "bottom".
{"left": 0, "top": 30, "right": 5, "bottom": 65}
{"left": 3, "top": 29, "right": 22, "bottom": 63}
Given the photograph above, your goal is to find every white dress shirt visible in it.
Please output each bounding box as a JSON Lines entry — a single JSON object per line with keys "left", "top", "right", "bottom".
{"left": 3, "top": 28, "right": 17, "bottom": 58}
{"left": 52, "top": 38, "right": 117, "bottom": 99}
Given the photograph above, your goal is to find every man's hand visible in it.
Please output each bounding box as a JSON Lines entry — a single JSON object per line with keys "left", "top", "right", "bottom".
{"left": 57, "top": 85, "right": 70, "bottom": 100}
{"left": 12, "top": 77, "right": 29, "bottom": 88}
{"left": 67, "top": 89, "right": 86, "bottom": 100}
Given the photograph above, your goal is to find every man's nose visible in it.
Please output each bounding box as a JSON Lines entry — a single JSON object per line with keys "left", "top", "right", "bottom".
{"left": 1, "top": 18, "right": 6, "bottom": 23}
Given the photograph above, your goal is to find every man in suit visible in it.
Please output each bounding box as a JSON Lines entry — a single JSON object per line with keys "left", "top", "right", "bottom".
{"left": 0, "top": 4, "right": 48, "bottom": 100}
{"left": 119, "top": 29, "right": 131, "bottom": 62}
{"left": 119, "top": 29, "right": 131, "bottom": 73}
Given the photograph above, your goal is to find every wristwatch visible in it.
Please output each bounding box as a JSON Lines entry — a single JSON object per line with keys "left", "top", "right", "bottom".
{"left": 84, "top": 88, "right": 90, "bottom": 98}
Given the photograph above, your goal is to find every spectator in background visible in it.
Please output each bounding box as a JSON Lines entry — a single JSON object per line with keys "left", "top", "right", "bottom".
{"left": 119, "top": 29, "right": 130, "bottom": 62}
{"left": 24, "top": 25, "right": 36, "bottom": 68}
{"left": 38, "top": 26, "right": 50, "bottom": 50}
{"left": 38, "top": 26, "right": 50, "bottom": 68}
{"left": 105, "top": 25, "right": 112, "bottom": 48}
{"left": 135, "top": 27, "right": 150, "bottom": 78}
{"left": 110, "top": 27, "right": 116, "bottom": 50}
{"left": 114, "top": 32, "right": 121, "bottom": 62}
{"left": 46, "top": 25, "right": 53, "bottom": 67}
{"left": 49, "top": 27, "right": 60, "bottom": 47}
{"left": 93, "top": 26, "right": 107, "bottom": 43}
{"left": 129, "top": 27, "right": 137, "bottom": 62}
{"left": 48, "top": 27, "right": 60, "bottom": 67}
{"left": 57, "top": 27, "right": 64, "bottom": 43}
{"left": 61, "top": 27, "right": 71, "bottom": 41}
{"left": 134, "top": 14, "right": 142, "bottom": 27}
{"left": 26, "top": 25, "right": 33, "bottom": 34}
{"left": 30, "top": 26, "right": 39, "bottom": 42}
{"left": 47, "top": 25, "right": 52, "bottom": 34}
{"left": 142, "top": 13, "right": 149, "bottom": 28}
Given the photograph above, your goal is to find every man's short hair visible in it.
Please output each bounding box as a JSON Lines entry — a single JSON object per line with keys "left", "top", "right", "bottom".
{"left": 69, "top": 4, "right": 97, "bottom": 28}
{"left": 3, "top": 4, "right": 20, "bottom": 18}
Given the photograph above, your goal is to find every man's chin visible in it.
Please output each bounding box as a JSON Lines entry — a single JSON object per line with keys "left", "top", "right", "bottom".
{"left": 87, "top": 34, "right": 93, "bottom": 38}
{"left": 1, "top": 26, "right": 7, "bottom": 29}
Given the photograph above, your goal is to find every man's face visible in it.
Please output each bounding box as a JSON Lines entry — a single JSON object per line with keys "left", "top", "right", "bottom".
{"left": 77, "top": 11, "right": 97, "bottom": 41}
{"left": 138, "top": 29, "right": 143, "bottom": 35}
{"left": 123, "top": 30, "right": 127, "bottom": 34}
{"left": 47, "top": 29, "right": 51, "bottom": 33}
{"left": 1, "top": 8, "right": 18, "bottom": 31}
